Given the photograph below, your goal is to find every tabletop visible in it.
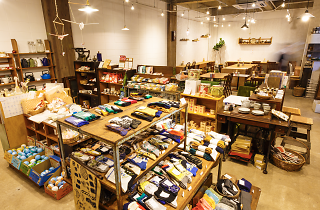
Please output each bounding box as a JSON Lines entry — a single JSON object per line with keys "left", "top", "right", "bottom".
{"left": 224, "top": 64, "right": 257, "bottom": 70}
{"left": 249, "top": 93, "right": 283, "bottom": 104}
{"left": 200, "top": 72, "right": 229, "bottom": 79}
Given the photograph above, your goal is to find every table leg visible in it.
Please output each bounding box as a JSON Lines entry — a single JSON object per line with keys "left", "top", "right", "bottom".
{"left": 264, "top": 128, "right": 274, "bottom": 174}
{"left": 57, "top": 123, "right": 67, "bottom": 177}
{"left": 237, "top": 76, "right": 240, "bottom": 90}
{"left": 224, "top": 120, "right": 233, "bottom": 161}
{"left": 217, "top": 156, "right": 222, "bottom": 182}
{"left": 112, "top": 145, "right": 122, "bottom": 209}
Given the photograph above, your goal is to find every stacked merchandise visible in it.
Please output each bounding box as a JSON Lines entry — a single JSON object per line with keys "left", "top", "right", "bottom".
{"left": 228, "top": 135, "right": 253, "bottom": 162}
{"left": 127, "top": 75, "right": 179, "bottom": 92}
{"left": 65, "top": 111, "right": 101, "bottom": 127}
{"left": 100, "top": 72, "right": 124, "bottom": 84}
{"left": 253, "top": 154, "right": 265, "bottom": 171}
{"left": 193, "top": 173, "right": 254, "bottom": 210}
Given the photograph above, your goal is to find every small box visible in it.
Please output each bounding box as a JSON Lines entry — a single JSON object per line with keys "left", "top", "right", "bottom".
{"left": 27, "top": 135, "right": 37, "bottom": 146}
{"left": 29, "top": 159, "right": 60, "bottom": 186}
{"left": 189, "top": 98, "right": 197, "bottom": 105}
{"left": 188, "top": 105, "right": 194, "bottom": 112}
{"left": 45, "top": 145, "right": 54, "bottom": 156}
{"left": 4, "top": 149, "right": 15, "bottom": 164}
{"left": 254, "top": 154, "right": 265, "bottom": 164}
{"left": 11, "top": 156, "right": 22, "bottom": 170}
{"left": 254, "top": 162, "right": 266, "bottom": 170}
{"left": 194, "top": 105, "right": 199, "bottom": 113}
{"left": 49, "top": 155, "right": 61, "bottom": 168}
{"left": 312, "top": 100, "right": 320, "bottom": 113}
{"left": 185, "top": 80, "right": 201, "bottom": 95}
{"left": 198, "top": 105, "right": 205, "bottom": 114}
{"left": 36, "top": 140, "right": 46, "bottom": 150}
{"left": 44, "top": 167, "right": 73, "bottom": 200}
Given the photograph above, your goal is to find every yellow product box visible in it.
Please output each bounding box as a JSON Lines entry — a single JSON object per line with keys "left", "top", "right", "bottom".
{"left": 193, "top": 105, "right": 199, "bottom": 113}
{"left": 189, "top": 98, "right": 197, "bottom": 105}
{"left": 254, "top": 154, "right": 265, "bottom": 164}
{"left": 188, "top": 105, "right": 194, "bottom": 112}
{"left": 254, "top": 162, "right": 266, "bottom": 170}
{"left": 198, "top": 105, "right": 205, "bottom": 114}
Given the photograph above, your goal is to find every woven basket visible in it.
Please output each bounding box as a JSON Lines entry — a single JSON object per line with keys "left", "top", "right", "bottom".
{"left": 214, "top": 177, "right": 240, "bottom": 199}
{"left": 293, "top": 86, "right": 305, "bottom": 97}
{"left": 271, "top": 138, "right": 308, "bottom": 171}
{"left": 63, "top": 132, "right": 80, "bottom": 144}
{"left": 29, "top": 104, "right": 46, "bottom": 116}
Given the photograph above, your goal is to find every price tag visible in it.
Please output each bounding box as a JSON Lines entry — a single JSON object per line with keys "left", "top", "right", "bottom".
{"left": 180, "top": 97, "right": 187, "bottom": 105}
{"left": 239, "top": 179, "right": 245, "bottom": 186}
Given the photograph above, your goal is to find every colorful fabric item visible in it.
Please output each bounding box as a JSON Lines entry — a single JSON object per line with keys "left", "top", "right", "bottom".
{"left": 203, "top": 194, "right": 216, "bottom": 209}
{"left": 159, "top": 130, "right": 181, "bottom": 143}
{"left": 141, "top": 141, "right": 160, "bottom": 157}
{"left": 190, "top": 148, "right": 212, "bottom": 161}
{"left": 123, "top": 201, "right": 146, "bottom": 210}
{"left": 72, "top": 111, "right": 100, "bottom": 121}
{"left": 148, "top": 105, "right": 172, "bottom": 113}
{"left": 105, "top": 123, "right": 131, "bottom": 136}
{"left": 121, "top": 115, "right": 142, "bottom": 129}
{"left": 105, "top": 167, "right": 133, "bottom": 193}
{"left": 205, "top": 189, "right": 220, "bottom": 204}
{"left": 144, "top": 196, "right": 167, "bottom": 210}
{"left": 216, "top": 146, "right": 224, "bottom": 154}
{"left": 122, "top": 98, "right": 138, "bottom": 104}
{"left": 136, "top": 148, "right": 157, "bottom": 160}
{"left": 127, "top": 153, "right": 148, "bottom": 170}
{"left": 159, "top": 178, "right": 180, "bottom": 195}
{"left": 135, "top": 107, "right": 162, "bottom": 117}
{"left": 159, "top": 100, "right": 180, "bottom": 108}
{"left": 148, "top": 102, "right": 171, "bottom": 109}
{"left": 240, "top": 191, "right": 252, "bottom": 210}
{"left": 237, "top": 178, "right": 252, "bottom": 192}
{"left": 154, "top": 186, "right": 178, "bottom": 208}
{"left": 148, "top": 137, "right": 169, "bottom": 150}
{"left": 114, "top": 100, "right": 131, "bottom": 107}
{"left": 131, "top": 111, "right": 154, "bottom": 122}
{"left": 178, "top": 151, "right": 202, "bottom": 169}
{"left": 99, "top": 105, "right": 114, "bottom": 113}
{"left": 65, "top": 116, "right": 89, "bottom": 127}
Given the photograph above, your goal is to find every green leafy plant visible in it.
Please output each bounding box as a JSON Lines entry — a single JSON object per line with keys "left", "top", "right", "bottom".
{"left": 213, "top": 38, "right": 225, "bottom": 51}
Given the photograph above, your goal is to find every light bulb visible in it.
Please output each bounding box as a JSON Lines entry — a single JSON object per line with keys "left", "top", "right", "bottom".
{"left": 222, "top": 25, "right": 224, "bottom": 27}
{"left": 181, "top": 13, "right": 184, "bottom": 17}
{"left": 207, "top": 17, "right": 210, "bottom": 20}
{"left": 281, "top": 2, "right": 285, "bottom": 8}
{"left": 223, "top": 17, "right": 225, "bottom": 21}
{"left": 243, "top": 17, "right": 245, "bottom": 20}
{"left": 248, "top": 19, "right": 251, "bottom": 23}
{"left": 201, "top": 21, "right": 203, "bottom": 24}
{"left": 209, "top": 34, "right": 211, "bottom": 38}
{"left": 286, "top": 14, "right": 289, "bottom": 18}
{"left": 252, "top": 19, "right": 255, "bottom": 23}
{"left": 213, "top": 16, "right": 216, "bottom": 21}
{"left": 78, "top": 6, "right": 99, "bottom": 13}
{"left": 186, "top": 29, "right": 189, "bottom": 35}
{"left": 131, "top": 4, "right": 134, "bottom": 10}
{"left": 302, "top": 15, "right": 309, "bottom": 22}
{"left": 206, "top": 10, "right": 209, "bottom": 15}
{"left": 228, "top": 24, "right": 231, "bottom": 27}
{"left": 252, "top": 3, "right": 255, "bottom": 7}
{"left": 218, "top": 5, "right": 221, "bottom": 10}
{"left": 242, "top": 27, "right": 247, "bottom": 30}
{"left": 125, "top": 0, "right": 129, "bottom": 2}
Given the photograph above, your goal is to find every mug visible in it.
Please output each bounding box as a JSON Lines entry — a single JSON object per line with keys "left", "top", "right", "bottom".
{"left": 2, "top": 78, "right": 9, "bottom": 84}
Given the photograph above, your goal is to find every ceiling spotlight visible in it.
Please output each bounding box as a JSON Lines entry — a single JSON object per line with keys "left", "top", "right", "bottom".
{"left": 223, "top": 17, "right": 225, "bottom": 21}
{"left": 243, "top": 17, "right": 245, "bottom": 20}
{"left": 222, "top": 25, "right": 224, "bottom": 27}
{"left": 181, "top": 12, "right": 184, "bottom": 17}
{"left": 125, "top": 0, "right": 129, "bottom": 2}
{"left": 213, "top": 16, "right": 216, "bottom": 21}
{"left": 78, "top": 0, "right": 99, "bottom": 13}
{"left": 207, "top": 17, "right": 210, "bottom": 20}
{"left": 252, "top": 3, "right": 255, "bottom": 7}
{"left": 301, "top": 10, "right": 315, "bottom": 22}
{"left": 281, "top": 2, "right": 285, "bottom": 8}
{"left": 218, "top": 5, "right": 221, "bottom": 10}
{"left": 206, "top": 10, "right": 210, "bottom": 15}
{"left": 228, "top": 24, "right": 231, "bottom": 27}
{"left": 201, "top": 21, "right": 203, "bottom": 24}
{"left": 251, "top": 19, "right": 255, "bottom": 23}
{"left": 131, "top": 4, "right": 134, "bottom": 10}
{"left": 248, "top": 19, "right": 251, "bottom": 23}
{"left": 122, "top": 25, "right": 129, "bottom": 30}
{"left": 209, "top": 34, "right": 211, "bottom": 38}
{"left": 161, "top": 11, "right": 164, "bottom": 16}
{"left": 186, "top": 28, "right": 189, "bottom": 35}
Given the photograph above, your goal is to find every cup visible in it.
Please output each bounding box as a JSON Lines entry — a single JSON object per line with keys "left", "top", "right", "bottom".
{"left": 2, "top": 78, "right": 9, "bottom": 84}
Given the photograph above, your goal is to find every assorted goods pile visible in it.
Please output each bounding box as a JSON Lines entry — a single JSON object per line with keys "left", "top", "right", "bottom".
{"left": 127, "top": 75, "right": 178, "bottom": 92}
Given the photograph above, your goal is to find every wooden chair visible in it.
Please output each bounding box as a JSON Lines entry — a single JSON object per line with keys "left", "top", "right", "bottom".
{"left": 223, "top": 73, "right": 233, "bottom": 97}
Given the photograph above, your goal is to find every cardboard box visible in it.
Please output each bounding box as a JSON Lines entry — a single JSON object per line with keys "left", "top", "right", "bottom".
{"left": 312, "top": 100, "right": 320, "bottom": 113}
{"left": 194, "top": 105, "right": 199, "bottom": 113}
{"left": 254, "top": 154, "right": 265, "bottom": 164}
{"left": 36, "top": 140, "right": 46, "bottom": 150}
{"left": 49, "top": 155, "right": 61, "bottom": 168}
{"left": 4, "top": 149, "right": 14, "bottom": 164}
{"left": 27, "top": 135, "right": 37, "bottom": 146}
{"left": 189, "top": 98, "right": 197, "bottom": 105}
{"left": 20, "top": 151, "right": 45, "bottom": 176}
{"left": 198, "top": 105, "right": 205, "bottom": 114}
{"left": 44, "top": 167, "right": 73, "bottom": 200}
{"left": 45, "top": 146, "right": 54, "bottom": 156}
{"left": 29, "top": 159, "right": 60, "bottom": 186}
{"left": 254, "top": 162, "right": 266, "bottom": 170}
{"left": 188, "top": 104, "right": 194, "bottom": 112}
{"left": 185, "top": 80, "right": 201, "bottom": 95}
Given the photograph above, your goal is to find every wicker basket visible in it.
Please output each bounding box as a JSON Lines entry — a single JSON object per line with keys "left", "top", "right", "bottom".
{"left": 271, "top": 141, "right": 308, "bottom": 172}
{"left": 29, "top": 104, "right": 46, "bottom": 115}
{"left": 293, "top": 86, "right": 305, "bottom": 97}
{"left": 63, "top": 132, "right": 80, "bottom": 144}
{"left": 214, "top": 177, "right": 240, "bottom": 199}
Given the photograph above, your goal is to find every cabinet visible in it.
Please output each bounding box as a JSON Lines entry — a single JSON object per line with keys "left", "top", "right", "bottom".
{"left": 0, "top": 53, "right": 18, "bottom": 89}
{"left": 180, "top": 93, "right": 224, "bottom": 132}
{"left": 11, "top": 39, "right": 56, "bottom": 85}
{"left": 74, "top": 61, "right": 100, "bottom": 107}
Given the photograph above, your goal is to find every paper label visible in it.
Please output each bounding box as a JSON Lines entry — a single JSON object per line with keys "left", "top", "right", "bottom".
{"left": 224, "top": 174, "right": 232, "bottom": 179}
{"left": 163, "top": 180, "right": 173, "bottom": 186}
{"left": 98, "top": 164, "right": 108, "bottom": 171}
{"left": 101, "top": 147, "right": 109, "bottom": 152}
{"left": 154, "top": 166, "right": 161, "bottom": 173}
{"left": 160, "top": 191, "right": 170, "bottom": 198}
{"left": 180, "top": 97, "right": 187, "bottom": 105}
{"left": 172, "top": 168, "right": 181, "bottom": 176}
{"left": 74, "top": 119, "right": 83, "bottom": 123}
{"left": 138, "top": 106, "right": 147, "bottom": 110}
{"left": 239, "top": 179, "right": 245, "bottom": 186}
{"left": 106, "top": 160, "right": 114, "bottom": 166}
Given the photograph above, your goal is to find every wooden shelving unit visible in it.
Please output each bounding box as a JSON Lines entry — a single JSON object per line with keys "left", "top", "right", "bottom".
{"left": 0, "top": 53, "right": 18, "bottom": 89}
{"left": 239, "top": 37, "right": 272, "bottom": 45}
{"left": 74, "top": 61, "right": 100, "bottom": 107}
{"left": 11, "top": 39, "right": 56, "bottom": 85}
{"left": 180, "top": 93, "right": 224, "bottom": 132}
{"left": 97, "top": 67, "right": 135, "bottom": 104}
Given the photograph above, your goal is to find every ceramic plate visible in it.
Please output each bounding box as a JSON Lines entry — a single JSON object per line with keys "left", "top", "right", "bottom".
{"left": 252, "top": 110, "right": 264, "bottom": 116}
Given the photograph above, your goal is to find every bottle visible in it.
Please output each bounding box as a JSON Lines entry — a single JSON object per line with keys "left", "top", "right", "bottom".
{"left": 97, "top": 51, "right": 102, "bottom": 61}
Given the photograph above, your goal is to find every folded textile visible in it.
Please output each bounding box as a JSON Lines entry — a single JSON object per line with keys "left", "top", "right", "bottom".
{"left": 178, "top": 151, "right": 202, "bottom": 169}
{"left": 189, "top": 129, "right": 206, "bottom": 137}
{"left": 148, "top": 137, "right": 169, "bottom": 150}
{"left": 136, "top": 148, "right": 157, "bottom": 160}
{"left": 154, "top": 186, "right": 178, "bottom": 208}
{"left": 124, "top": 162, "right": 141, "bottom": 175}
{"left": 148, "top": 102, "right": 171, "bottom": 109}
{"left": 160, "top": 100, "right": 180, "bottom": 108}
{"left": 131, "top": 111, "right": 154, "bottom": 122}
{"left": 136, "top": 107, "right": 161, "bottom": 117}
{"left": 105, "top": 167, "right": 135, "bottom": 193}
{"left": 144, "top": 196, "right": 167, "bottom": 210}
{"left": 73, "top": 111, "right": 100, "bottom": 121}
{"left": 219, "top": 197, "right": 238, "bottom": 210}
{"left": 188, "top": 133, "right": 203, "bottom": 142}
{"left": 111, "top": 105, "right": 123, "bottom": 113}
{"left": 162, "top": 162, "right": 188, "bottom": 189}
{"left": 207, "top": 188, "right": 222, "bottom": 202}
{"left": 160, "top": 178, "right": 180, "bottom": 195}
{"left": 159, "top": 130, "right": 181, "bottom": 143}
{"left": 109, "top": 117, "right": 131, "bottom": 129}
{"left": 190, "top": 148, "right": 212, "bottom": 161}
{"left": 96, "top": 155, "right": 114, "bottom": 167}
{"left": 127, "top": 153, "right": 148, "bottom": 170}
{"left": 99, "top": 105, "right": 114, "bottom": 113}
{"left": 123, "top": 201, "right": 146, "bottom": 210}
{"left": 121, "top": 115, "right": 142, "bottom": 129}
{"left": 192, "top": 198, "right": 213, "bottom": 210}
{"left": 203, "top": 193, "right": 216, "bottom": 209}
{"left": 141, "top": 141, "right": 160, "bottom": 157}
{"left": 228, "top": 151, "right": 253, "bottom": 162}
{"left": 122, "top": 98, "right": 138, "bottom": 104}
{"left": 114, "top": 100, "right": 131, "bottom": 107}
{"left": 65, "top": 116, "right": 89, "bottom": 127}
{"left": 216, "top": 146, "right": 224, "bottom": 154}
{"left": 240, "top": 191, "right": 252, "bottom": 210}
{"left": 205, "top": 189, "right": 220, "bottom": 204}
{"left": 149, "top": 105, "right": 172, "bottom": 113}
{"left": 105, "top": 123, "right": 131, "bottom": 136}
{"left": 217, "top": 179, "right": 238, "bottom": 196}
{"left": 237, "top": 178, "right": 252, "bottom": 193}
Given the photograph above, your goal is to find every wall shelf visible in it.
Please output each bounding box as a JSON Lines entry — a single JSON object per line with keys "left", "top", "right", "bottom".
{"left": 239, "top": 37, "right": 272, "bottom": 45}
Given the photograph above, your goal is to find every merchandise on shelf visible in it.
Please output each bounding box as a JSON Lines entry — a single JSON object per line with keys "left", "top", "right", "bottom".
{"left": 128, "top": 75, "right": 178, "bottom": 92}
{"left": 77, "top": 66, "right": 91, "bottom": 71}
{"left": 101, "top": 72, "right": 124, "bottom": 84}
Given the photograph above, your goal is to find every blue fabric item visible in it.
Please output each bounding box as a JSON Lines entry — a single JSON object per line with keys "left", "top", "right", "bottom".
{"left": 127, "top": 154, "right": 148, "bottom": 170}
{"left": 205, "top": 189, "right": 220, "bottom": 204}
{"left": 65, "top": 116, "right": 89, "bottom": 127}
{"left": 238, "top": 178, "right": 252, "bottom": 192}
{"left": 155, "top": 110, "right": 162, "bottom": 117}
{"left": 157, "top": 199, "right": 166, "bottom": 205}
{"left": 123, "top": 202, "right": 130, "bottom": 210}
{"left": 186, "top": 161, "right": 198, "bottom": 177}
{"left": 159, "top": 130, "right": 180, "bottom": 143}
{"left": 148, "top": 102, "right": 171, "bottom": 109}
{"left": 203, "top": 141, "right": 210, "bottom": 147}
{"left": 216, "top": 146, "right": 224, "bottom": 154}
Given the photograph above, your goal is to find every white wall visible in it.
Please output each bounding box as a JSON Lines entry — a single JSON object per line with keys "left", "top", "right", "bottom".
{"left": 70, "top": 0, "right": 167, "bottom": 67}
{"left": 210, "top": 8, "right": 309, "bottom": 64}
{"left": 0, "top": 0, "right": 47, "bottom": 88}
{"left": 176, "top": 6, "right": 211, "bottom": 66}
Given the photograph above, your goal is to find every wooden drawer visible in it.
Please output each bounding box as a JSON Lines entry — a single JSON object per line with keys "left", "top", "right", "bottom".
{"left": 217, "top": 115, "right": 226, "bottom": 123}
{"left": 275, "top": 126, "right": 286, "bottom": 134}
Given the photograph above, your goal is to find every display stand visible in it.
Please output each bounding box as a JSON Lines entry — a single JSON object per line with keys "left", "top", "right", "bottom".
{"left": 0, "top": 53, "right": 18, "bottom": 89}
{"left": 56, "top": 97, "right": 223, "bottom": 209}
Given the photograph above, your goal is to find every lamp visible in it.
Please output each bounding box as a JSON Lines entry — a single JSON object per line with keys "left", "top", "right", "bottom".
{"left": 218, "top": 5, "right": 221, "bottom": 10}
{"left": 241, "top": 0, "right": 249, "bottom": 30}
{"left": 206, "top": 10, "right": 209, "bottom": 15}
{"left": 131, "top": 4, "right": 134, "bottom": 10}
{"left": 181, "top": 12, "right": 184, "bottom": 17}
{"left": 161, "top": 11, "right": 164, "bottom": 17}
{"left": 281, "top": 1, "right": 285, "bottom": 8}
{"left": 78, "top": 0, "right": 99, "bottom": 13}
{"left": 298, "top": 0, "right": 314, "bottom": 22}
{"left": 201, "top": 21, "right": 203, "bottom": 24}
{"left": 252, "top": 2, "right": 255, "bottom": 7}
{"left": 122, "top": 2, "right": 129, "bottom": 30}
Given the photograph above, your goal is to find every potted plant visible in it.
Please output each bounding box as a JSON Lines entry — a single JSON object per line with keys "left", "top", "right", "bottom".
{"left": 213, "top": 38, "right": 225, "bottom": 64}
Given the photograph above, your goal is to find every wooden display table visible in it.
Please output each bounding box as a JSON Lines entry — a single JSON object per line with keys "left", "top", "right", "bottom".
{"left": 249, "top": 92, "right": 285, "bottom": 111}
{"left": 200, "top": 72, "right": 229, "bottom": 80}
{"left": 221, "top": 64, "right": 257, "bottom": 74}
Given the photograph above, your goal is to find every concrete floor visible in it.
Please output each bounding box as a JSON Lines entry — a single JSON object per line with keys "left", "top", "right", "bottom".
{"left": 0, "top": 90, "right": 319, "bottom": 210}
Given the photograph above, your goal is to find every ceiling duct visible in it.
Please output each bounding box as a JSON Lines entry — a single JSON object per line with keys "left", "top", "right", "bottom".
{"left": 233, "top": 0, "right": 269, "bottom": 10}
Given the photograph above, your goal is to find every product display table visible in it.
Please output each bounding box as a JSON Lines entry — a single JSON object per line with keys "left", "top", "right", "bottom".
{"left": 249, "top": 91, "right": 285, "bottom": 111}
{"left": 217, "top": 106, "right": 289, "bottom": 174}
{"left": 200, "top": 72, "right": 229, "bottom": 80}
{"left": 221, "top": 64, "right": 257, "bottom": 74}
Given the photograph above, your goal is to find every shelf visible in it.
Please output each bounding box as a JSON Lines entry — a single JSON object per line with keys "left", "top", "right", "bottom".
{"left": 239, "top": 43, "right": 271, "bottom": 45}
{"left": 307, "top": 51, "right": 320, "bottom": 53}
{"left": 0, "top": 62, "right": 10, "bottom": 65}
{"left": 180, "top": 93, "right": 224, "bottom": 100}
{"left": 78, "top": 92, "right": 98, "bottom": 97}
{"left": 126, "top": 86, "right": 180, "bottom": 95}
{"left": 181, "top": 109, "right": 216, "bottom": 119}
{"left": 0, "top": 82, "right": 15, "bottom": 87}
{"left": 0, "top": 56, "right": 12, "bottom": 59}
{"left": 100, "top": 81, "right": 123, "bottom": 86}
{"left": 17, "top": 65, "right": 55, "bottom": 70}
{"left": 13, "top": 52, "right": 53, "bottom": 55}
{"left": 28, "top": 78, "right": 56, "bottom": 83}
{"left": 26, "top": 125, "right": 35, "bottom": 131}
{"left": 67, "top": 136, "right": 91, "bottom": 147}
{"left": 98, "top": 68, "right": 129, "bottom": 72}
{"left": 47, "top": 134, "right": 58, "bottom": 142}
{"left": 101, "top": 93, "right": 120, "bottom": 97}
{"left": 76, "top": 70, "right": 96, "bottom": 73}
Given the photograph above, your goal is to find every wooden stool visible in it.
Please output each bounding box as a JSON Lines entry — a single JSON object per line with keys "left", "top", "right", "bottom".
{"left": 282, "top": 106, "right": 301, "bottom": 116}
{"left": 281, "top": 115, "right": 313, "bottom": 164}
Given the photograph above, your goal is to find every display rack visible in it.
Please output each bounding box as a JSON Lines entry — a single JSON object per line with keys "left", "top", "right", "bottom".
{"left": 125, "top": 86, "right": 181, "bottom": 101}
{"left": 0, "top": 53, "right": 18, "bottom": 89}
{"left": 57, "top": 97, "right": 222, "bottom": 209}
{"left": 74, "top": 61, "right": 100, "bottom": 107}
{"left": 180, "top": 93, "right": 224, "bottom": 132}
{"left": 238, "top": 37, "right": 272, "bottom": 45}
{"left": 11, "top": 39, "right": 56, "bottom": 84}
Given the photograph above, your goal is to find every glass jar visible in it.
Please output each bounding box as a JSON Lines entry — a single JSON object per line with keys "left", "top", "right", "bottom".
{"left": 36, "top": 39, "right": 45, "bottom": 52}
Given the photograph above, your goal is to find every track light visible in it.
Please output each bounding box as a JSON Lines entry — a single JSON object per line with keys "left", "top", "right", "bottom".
{"left": 78, "top": 0, "right": 99, "bottom": 13}
{"left": 201, "top": 21, "right": 203, "bottom": 24}
{"left": 252, "top": 3, "right": 255, "bottom": 7}
{"left": 213, "top": 16, "right": 216, "bottom": 21}
{"left": 186, "top": 28, "right": 189, "bottom": 35}
{"left": 223, "top": 17, "right": 225, "bottom": 21}
{"left": 181, "top": 12, "right": 184, "bottom": 17}
{"left": 281, "top": 2, "right": 285, "bottom": 8}
{"left": 228, "top": 24, "right": 231, "bottom": 27}
{"left": 207, "top": 17, "right": 210, "bottom": 20}
{"left": 218, "top": 5, "right": 221, "bottom": 10}
{"left": 125, "top": 0, "right": 129, "bottom": 2}
{"left": 222, "top": 25, "right": 224, "bottom": 27}
{"left": 161, "top": 11, "right": 164, "bottom": 16}
{"left": 131, "top": 4, "right": 134, "bottom": 10}
{"left": 206, "top": 10, "right": 209, "bottom": 15}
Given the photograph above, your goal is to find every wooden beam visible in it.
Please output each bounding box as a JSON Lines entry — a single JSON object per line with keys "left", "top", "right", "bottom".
{"left": 167, "top": 3, "right": 177, "bottom": 67}
{"left": 41, "top": 0, "right": 75, "bottom": 82}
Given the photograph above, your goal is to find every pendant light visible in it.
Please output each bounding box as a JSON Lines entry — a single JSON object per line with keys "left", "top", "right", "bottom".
{"left": 300, "top": 0, "right": 314, "bottom": 22}
{"left": 122, "top": 2, "right": 129, "bottom": 30}
{"left": 241, "top": 0, "right": 249, "bottom": 30}
{"left": 78, "top": 0, "right": 99, "bottom": 13}
{"left": 131, "top": 4, "right": 134, "bottom": 10}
